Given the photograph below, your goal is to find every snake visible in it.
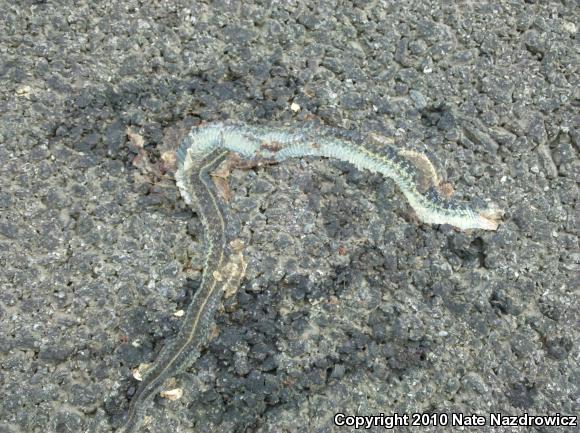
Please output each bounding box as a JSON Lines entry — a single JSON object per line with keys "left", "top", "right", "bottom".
{"left": 118, "top": 121, "right": 502, "bottom": 432}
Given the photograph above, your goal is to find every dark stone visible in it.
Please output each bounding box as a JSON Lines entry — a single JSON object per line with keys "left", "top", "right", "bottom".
{"left": 39, "top": 345, "right": 74, "bottom": 362}
{"left": 544, "top": 336, "right": 572, "bottom": 360}
{"left": 506, "top": 381, "right": 537, "bottom": 409}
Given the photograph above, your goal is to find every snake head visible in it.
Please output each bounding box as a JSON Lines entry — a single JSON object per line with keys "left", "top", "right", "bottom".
{"left": 474, "top": 202, "right": 504, "bottom": 231}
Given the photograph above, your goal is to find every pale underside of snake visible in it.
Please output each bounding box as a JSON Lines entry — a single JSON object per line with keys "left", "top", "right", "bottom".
{"left": 118, "top": 121, "right": 502, "bottom": 432}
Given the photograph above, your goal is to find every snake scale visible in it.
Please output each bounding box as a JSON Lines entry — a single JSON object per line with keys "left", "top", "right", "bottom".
{"left": 118, "top": 121, "right": 502, "bottom": 432}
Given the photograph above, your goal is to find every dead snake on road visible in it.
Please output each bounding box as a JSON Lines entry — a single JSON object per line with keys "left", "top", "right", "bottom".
{"left": 118, "top": 121, "right": 502, "bottom": 432}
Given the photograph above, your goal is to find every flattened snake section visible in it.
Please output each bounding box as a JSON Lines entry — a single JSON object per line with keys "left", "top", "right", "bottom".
{"left": 118, "top": 122, "right": 502, "bottom": 432}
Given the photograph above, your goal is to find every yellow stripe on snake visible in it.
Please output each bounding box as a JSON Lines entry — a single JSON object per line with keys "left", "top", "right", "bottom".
{"left": 118, "top": 122, "right": 502, "bottom": 432}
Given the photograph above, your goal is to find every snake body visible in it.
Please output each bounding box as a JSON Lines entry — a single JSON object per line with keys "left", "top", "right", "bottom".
{"left": 118, "top": 121, "right": 501, "bottom": 432}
